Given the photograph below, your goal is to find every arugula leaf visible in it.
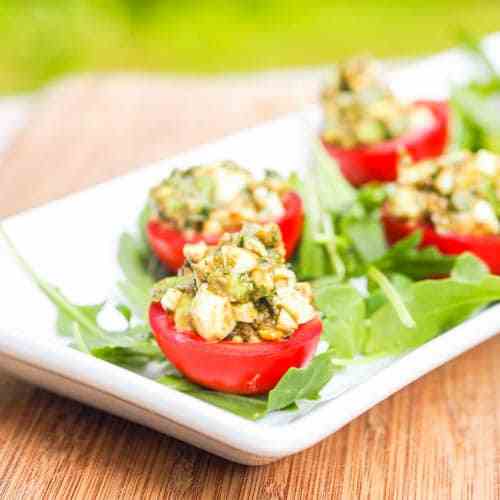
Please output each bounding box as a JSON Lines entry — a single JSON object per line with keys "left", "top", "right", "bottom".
{"left": 312, "top": 141, "right": 357, "bottom": 213}
{"left": 341, "top": 212, "right": 387, "bottom": 264}
{"left": 373, "top": 231, "right": 455, "bottom": 279}
{"left": 57, "top": 298, "right": 161, "bottom": 361}
{"left": 294, "top": 172, "right": 334, "bottom": 280}
{"left": 57, "top": 303, "right": 104, "bottom": 337}
{"left": 117, "top": 204, "right": 170, "bottom": 317}
{"left": 72, "top": 323, "right": 90, "bottom": 354}
{"left": 365, "top": 272, "right": 500, "bottom": 355}
{"left": 92, "top": 345, "right": 162, "bottom": 369}
{"left": 117, "top": 280, "right": 150, "bottom": 320}
{"left": 356, "top": 183, "right": 388, "bottom": 211}
{"left": 267, "top": 352, "right": 338, "bottom": 412}
{"left": 138, "top": 202, "right": 153, "bottom": 248}
{"left": 450, "top": 102, "right": 480, "bottom": 152}
{"left": 450, "top": 252, "right": 489, "bottom": 283}
{"left": 295, "top": 171, "right": 452, "bottom": 282}
{"left": 293, "top": 144, "right": 357, "bottom": 280}
{"left": 459, "top": 31, "right": 500, "bottom": 87}
{"left": 451, "top": 34, "right": 500, "bottom": 152}
{"left": 118, "top": 232, "right": 155, "bottom": 291}
{"left": 314, "top": 283, "right": 367, "bottom": 357}
{"left": 117, "top": 229, "right": 155, "bottom": 318}
{"left": 365, "top": 273, "right": 413, "bottom": 315}
{"left": 452, "top": 88, "right": 500, "bottom": 141}
{"left": 70, "top": 320, "right": 160, "bottom": 368}
{"left": 115, "top": 303, "right": 132, "bottom": 322}
{"left": 157, "top": 375, "right": 268, "bottom": 420}
{"left": 336, "top": 184, "right": 388, "bottom": 267}
{"left": 1, "top": 226, "right": 161, "bottom": 367}
{"left": 367, "top": 266, "right": 415, "bottom": 329}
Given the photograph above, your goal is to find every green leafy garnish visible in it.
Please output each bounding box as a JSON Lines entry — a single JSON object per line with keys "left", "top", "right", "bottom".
{"left": 365, "top": 273, "right": 413, "bottom": 315}
{"left": 157, "top": 375, "right": 268, "bottom": 420}
{"left": 292, "top": 146, "right": 454, "bottom": 282}
{"left": 267, "top": 352, "right": 339, "bottom": 412}
{"left": 118, "top": 232, "right": 155, "bottom": 293}
{"left": 450, "top": 252, "right": 489, "bottom": 283}
{"left": 372, "top": 231, "right": 456, "bottom": 280}
{"left": 367, "top": 266, "right": 415, "bottom": 329}
{"left": 451, "top": 33, "right": 500, "bottom": 152}
{"left": 292, "top": 141, "right": 356, "bottom": 280}
{"left": 1, "top": 226, "right": 162, "bottom": 367}
{"left": 117, "top": 203, "right": 169, "bottom": 318}
{"left": 365, "top": 255, "right": 500, "bottom": 354}
{"left": 314, "top": 282, "right": 367, "bottom": 357}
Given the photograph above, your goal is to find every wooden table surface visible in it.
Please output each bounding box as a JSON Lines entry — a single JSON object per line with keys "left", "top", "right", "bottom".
{"left": 1, "top": 74, "right": 499, "bottom": 500}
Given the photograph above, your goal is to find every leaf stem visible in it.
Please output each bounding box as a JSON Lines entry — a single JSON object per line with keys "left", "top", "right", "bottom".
{"left": 1, "top": 224, "right": 108, "bottom": 340}
{"left": 367, "top": 266, "right": 416, "bottom": 329}
{"left": 320, "top": 212, "right": 346, "bottom": 281}
{"left": 72, "top": 323, "right": 90, "bottom": 354}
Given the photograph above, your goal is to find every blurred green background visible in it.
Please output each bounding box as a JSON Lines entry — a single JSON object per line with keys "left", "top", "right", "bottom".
{"left": 1, "top": 0, "right": 499, "bottom": 94}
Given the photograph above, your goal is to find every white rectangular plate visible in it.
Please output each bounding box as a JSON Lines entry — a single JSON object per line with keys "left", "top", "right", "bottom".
{"left": 2, "top": 36, "right": 500, "bottom": 465}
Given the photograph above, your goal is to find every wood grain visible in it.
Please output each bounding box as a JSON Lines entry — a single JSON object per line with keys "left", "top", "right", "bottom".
{"left": 1, "top": 73, "right": 500, "bottom": 499}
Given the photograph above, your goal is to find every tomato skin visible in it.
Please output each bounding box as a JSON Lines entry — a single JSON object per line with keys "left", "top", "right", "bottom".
{"left": 322, "top": 101, "right": 449, "bottom": 186}
{"left": 147, "top": 190, "right": 304, "bottom": 272}
{"left": 147, "top": 221, "right": 219, "bottom": 273}
{"left": 149, "top": 302, "right": 322, "bottom": 395}
{"left": 382, "top": 212, "right": 500, "bottom": 274}
{"left": 276, "top": 191, "right": 304, "bottom": 260}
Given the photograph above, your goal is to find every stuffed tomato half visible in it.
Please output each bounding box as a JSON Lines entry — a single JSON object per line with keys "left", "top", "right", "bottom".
{"left": 149, "top": 223, "right": 322, "bottom": 394}
{"left": 383, "top": 150, "right": 500, "bottom": 274}
{"left": 320, "top": 57, "right": 448, "bottom": 185}
{"left": 147, "top": 161, "right": 304, "bottom": 272}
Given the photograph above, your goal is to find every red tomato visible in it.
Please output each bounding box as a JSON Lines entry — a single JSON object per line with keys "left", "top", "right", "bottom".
{"left": 147, "top": 191, "right": 304, "bottom": 272}
{"left": 322, "top": 101, "right": 449, "bottom": 186}
{"left": 382, "top": 211, "right": 500, "bottom": 274}
{"left": 149, "top": 302, "right": 323, "bottom": 395}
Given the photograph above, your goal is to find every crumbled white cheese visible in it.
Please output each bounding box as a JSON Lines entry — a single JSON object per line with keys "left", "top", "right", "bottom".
{"left": 190, "top": 285, "right": 235, "bottom": 341}
{"left": 434, "top": 169, "right": 455, "bottom": 195}
{"left": 221, "top": 246, "right": 258, "bottom": 274}
{"left": 452, "top": 190, "right": 475, "bottom": 211}
{"left": 472, "top": 200, "right": 499, "bottom": 232}
{"left": 273, "top": 266, "right": 296, "bottom": 288}
{"left": 296, "top": 282, "right": 313, "bottom": 301}
{"left": 161, "top": 288, "right": 183, "bottom": 312}
{"left": 275, "top": 287, "right": 316, "bottom": 325}
{"left": 243, "top": 236, "right": 268, "bottom": 257}
{"left": 475, "top": 149, "right": 498, "bottom": 176}
{"left": 389, "top": 186, "right": 422, "bottom": 218}
{"left": 409, "top": 106, "right": 435, "bottom": 131}
{"left": 232, "top": 302, "right": 258, "bottom": 323}
{"left": 399, "top": 161, "right": 436, "bottom": 186}
{"left": 253, "top": 187, "right": 285, "bottom": 219}
{"left": 277, "top": 308, "right": 298, "bottom": 332}
{"left": 183, "top": 241, "right": 208, "bottom": 262}
{"left": 212, "top": 168, "right": 249, "bottom": 204}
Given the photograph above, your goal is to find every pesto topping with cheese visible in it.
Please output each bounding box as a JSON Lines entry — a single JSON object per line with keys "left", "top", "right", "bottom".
{"left": 387, "top": 150, "right": 500, "bottom": 236}
{"left": 150, "top": 161, "right": 289, "bottom": 237}
{"left": 153, "top": 223, "right": 317, "bottom": 343}
{"left": 321, "top": 57, "right": 435, "bottom": 148}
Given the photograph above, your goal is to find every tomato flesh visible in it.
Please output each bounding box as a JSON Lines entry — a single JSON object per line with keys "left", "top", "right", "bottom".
{"left": 147, "top": 190, "right": 304, "bottom": 272}
{"left": 382, "top": 212, "right": 500, "bottom": 274}
{"left": 149, "top": 302, "right": 322, "bottom": 395}
{"left": 322, "top": 101, "right": 449, "bottom": 186}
